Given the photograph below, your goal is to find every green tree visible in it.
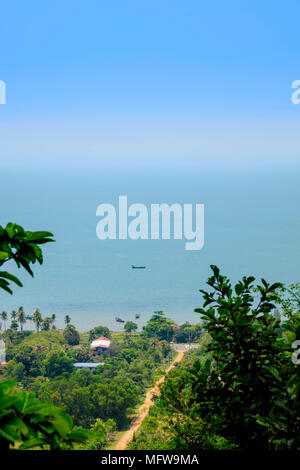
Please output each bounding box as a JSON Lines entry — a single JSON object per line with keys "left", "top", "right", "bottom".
{"left": 174, "top": 322, "right": 202, "bottom": 343}
{"left": 10, "top": 320, "right": 19, "bottom": 331}
{"left": 3, "top": 360, "right": 26, "bottom": 381}
{"left": 154, "top": 310, "right": 165, "bottom": 317}
{"left": 17, "top": 307, "right": 26, "bottom": 331}
{"left": 277, "top": 282, "right": 300, "bottom": 330}
{"left": 1, "top": 311, "right": 7, "bottom": 330}
{"left": 143, "top": 311, "right": 175, "bottom": 341}
{"left": 41, "top": 317, "right": 52, "bottom": 331}
{"left": 120, "top": 348, "right": 138, "bottom": 363}
{"left": 10, "top": 310, "right": 17, "bottom": 321}
{"left": 51, "top": 314, "right": 56, "bottom": 330}
{"left": 64, "top": 315, "right": 71, "bottom": 326}
{"left": 105, "top": 418, "right": 117, "bottom": 436}
{"left": 71, "top": 346, "right": 91, "bottom": 363}
{"left": 63, "top": 324, "right": 80, "bottom": 346}
{"left": 33, "top": 307, "right": 43, "bottom": 332}
{"left": 44, "top": 351, "right": 74, "bottom": 378}
{"left": 81, "top": 418, "right": 107, "bottom": 450}
{"left": 8, "top": 344, "right": 45, "bottom": 377}
{"left": 89, "top": 325, "right": 111, "bottom": 342}
{"left": 124, "top": 321, "right": 138, "bottom": 333}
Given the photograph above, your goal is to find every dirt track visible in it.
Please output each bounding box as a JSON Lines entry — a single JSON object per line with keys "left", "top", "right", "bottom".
{"left": 115, "top": 350, "right": 184, "bottom": 450}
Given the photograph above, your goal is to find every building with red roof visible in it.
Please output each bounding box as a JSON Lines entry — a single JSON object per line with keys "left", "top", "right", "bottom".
{"left": 90, "top": 336, "right": 111, "bottom": 351}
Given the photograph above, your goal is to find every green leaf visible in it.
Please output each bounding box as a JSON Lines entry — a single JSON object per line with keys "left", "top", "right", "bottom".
{"left": 0, "top": 424, "right": 21, "bottom": 442}
{"left": 68, "top": 428, "right": 95, "bottom": 442}
{"left": 235, "top": 283, "right": 243, "bottom": 295}
{"left": 51, "top": 412, "right": 73, "bottom": 438}
{"left": 25, "top": 231, "right": 54, "bottom": 241}
{"left": 0, "top": 271, "right": 23, "bottom": 286}
{"left": 267, "top": 366, "right": 281, "bottom": 382}
{"left": 0, "top": 251, "right": 9, "bottom": 260}
{"left": 0, "top": 279, "right": 13, "bottom": 294}
{"left": 0, "top": 396, "right": 19, "bottom": 410}
{"left": 19, "top": 438, "right": 45, "bottom": 450}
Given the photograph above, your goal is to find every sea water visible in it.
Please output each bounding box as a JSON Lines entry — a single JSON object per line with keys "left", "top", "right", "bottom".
{"left": 0, "top": 166, "right": 299, "bottom": 331}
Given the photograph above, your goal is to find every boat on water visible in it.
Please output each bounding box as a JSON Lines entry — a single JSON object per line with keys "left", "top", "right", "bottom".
{"left": 131, "top": 265, "right": 146, "bottom": 269}
{"left": 135, "top": 312, "right": 141, "bottom": 319}
{"left": 115, "top": 317, "right": 125, "bottom": 323}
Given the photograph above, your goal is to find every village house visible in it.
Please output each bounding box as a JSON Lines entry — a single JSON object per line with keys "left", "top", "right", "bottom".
{"left": 90, "top": 336, "right": 111, "bottom": 353}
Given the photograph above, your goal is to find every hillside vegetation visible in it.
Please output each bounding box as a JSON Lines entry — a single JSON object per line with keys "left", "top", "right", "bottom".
{"left": 128, "top": 267, "right": 300, "bottom": 451}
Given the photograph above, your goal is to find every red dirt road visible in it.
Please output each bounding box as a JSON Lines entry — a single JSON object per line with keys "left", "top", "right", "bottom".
{"left": 115, "top": 350, "right": 184, "bottom": 450}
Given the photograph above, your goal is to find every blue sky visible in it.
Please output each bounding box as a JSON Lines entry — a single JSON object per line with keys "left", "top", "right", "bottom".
{"left": 0, "top": 0, "right": 300, "bottom": 170}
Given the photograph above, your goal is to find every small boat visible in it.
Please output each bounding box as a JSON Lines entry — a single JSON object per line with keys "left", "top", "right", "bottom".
{"left": 131, "top": 265, "right": 146, "bottom": 269}
{"left": 135, "top": 312, "right": 141, "bottom": 319}
{"left": 115, "top": 317, "right": 125, "bottom": 323}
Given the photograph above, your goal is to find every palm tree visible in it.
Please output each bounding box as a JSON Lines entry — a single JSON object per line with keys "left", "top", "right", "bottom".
{"left": 33, "top": 308, "right": 43, "bottom": 332}
{"left": 41, "top": 317, "right": 52, "bottom": 331}
{"left": 17, "top": 306, "right": 26, "bottom": 331}
{"left": 64, "top": 315, "right": 71, "bottom": 326}
{"left": 51, "top": 314, "right": 56, "bottom": 330}
{"left": 10, "top": 310, "right": 17, "bottom": 321}
{"left": 1, "top": 311, "right": 7, "bottom": 330}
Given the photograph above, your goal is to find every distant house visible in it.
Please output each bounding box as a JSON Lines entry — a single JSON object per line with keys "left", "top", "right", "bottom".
{"left": 0, "top": 361, "right": 7, "bottom": 374}
{"left": 90, "top": 336, "right": 111, "bottom": 352}
{"left": 73, "top": 362, "right": 104, "bottom": 369}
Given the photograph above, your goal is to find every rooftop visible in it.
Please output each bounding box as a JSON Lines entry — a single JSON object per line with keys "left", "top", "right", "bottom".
{"left": 90, "top": 337, "right": 111, "bottom": 349}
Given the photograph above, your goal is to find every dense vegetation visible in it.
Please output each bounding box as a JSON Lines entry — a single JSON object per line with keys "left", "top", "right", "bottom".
{"left": 142, "top": 310, "right": 202, "bottom": 343}
{"left": 1, "top": 325, "right": 174, "bottom": 448}
{"left": 129, "top": 266, "right": 300, "bottom": 451}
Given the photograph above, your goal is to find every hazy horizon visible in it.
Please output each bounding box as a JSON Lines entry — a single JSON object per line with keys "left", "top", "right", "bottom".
{"left": 1, "top": 1, "right": 300, "bottom": 173}
{"left": 0, "top": 2, "right": 299, "bottom": 331}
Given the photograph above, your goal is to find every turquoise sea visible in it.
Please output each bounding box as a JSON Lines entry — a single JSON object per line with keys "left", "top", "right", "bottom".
{"left": 0, "top": 167, "right": 299, "bottom": 331}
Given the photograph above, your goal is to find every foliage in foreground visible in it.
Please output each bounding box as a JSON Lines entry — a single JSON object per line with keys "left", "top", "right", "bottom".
{"left": 135, "top": 266, "right": 300, "bottom": 450}
{"left": 0, "top": 223, "right": 54, "bottom": 295}
{"left": 0, "top": 380, "right": 102, "bottom": 450}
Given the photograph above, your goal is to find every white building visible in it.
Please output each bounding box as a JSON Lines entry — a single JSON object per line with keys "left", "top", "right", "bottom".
{"left": 90, "top": 336, "right": 111, "bottom": 351}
